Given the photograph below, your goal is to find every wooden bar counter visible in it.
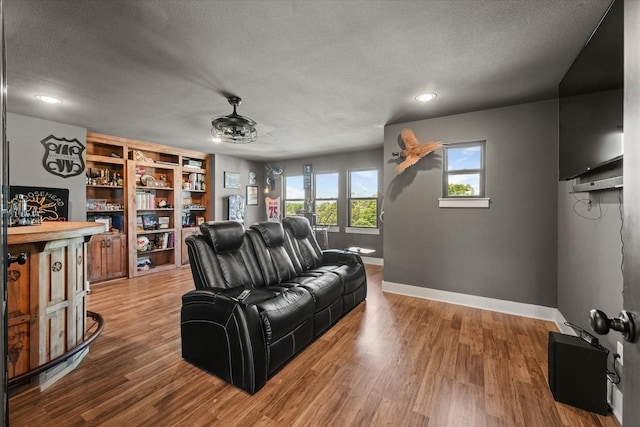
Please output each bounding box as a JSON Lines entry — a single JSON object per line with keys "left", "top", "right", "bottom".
{"left": 7, "top": 222, "right": 106, "bottom": 389}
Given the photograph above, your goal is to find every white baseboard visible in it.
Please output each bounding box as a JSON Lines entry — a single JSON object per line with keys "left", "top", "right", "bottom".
{"left": 362, "top": 256, "right": 383, "bottom": 266}
{"left": 382, "top": 280, "right": 559, "bottom": 321}
{"left": 608, "top": 382, "right": 623, "bottom": 425}
{"left": 381, "top": 280, "right": 624, "bottom": 426}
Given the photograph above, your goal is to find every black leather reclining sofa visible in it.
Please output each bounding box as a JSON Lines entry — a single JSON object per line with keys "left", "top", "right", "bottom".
{"left": 181, "top": 216, "right": 367, "bottom": 394}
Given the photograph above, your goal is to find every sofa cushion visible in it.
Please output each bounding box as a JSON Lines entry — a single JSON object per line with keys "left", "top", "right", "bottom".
{"left": 187, "top": 222, "right": 262, "bottom": 289}
{"left": 282, "top": 216, "right": 323, "bottom": 270}
{"left": 256, "top": 287, "right": 314, "bottom": 344}
{"left": 276, "top": 271, "right": 344, "bottom": 312}
{"left": 330, "top": 263, "right": 365, "bottom": 294}
{"left": 284, "top": 215, "right": 312, "bottom": 240}
{"left": 200, "top": 221, "right": 245, "bottom": 252}
{"left": 247, "top": 224, "right": 298, "bottom": 285}
{"left": 283, "top": 217, "right": 365, "bottom": 287}
{"left": 251, "top": 221, "right": 285, "bottom": 247}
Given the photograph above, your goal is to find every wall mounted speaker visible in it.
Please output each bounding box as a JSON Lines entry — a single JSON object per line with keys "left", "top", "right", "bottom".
{"left": 548, "top": 332, "right": 609, "bottom": 415}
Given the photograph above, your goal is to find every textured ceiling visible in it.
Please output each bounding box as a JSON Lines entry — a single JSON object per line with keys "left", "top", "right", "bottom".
{"left": 5, "top": 0, "right": 611, "bottom": 160}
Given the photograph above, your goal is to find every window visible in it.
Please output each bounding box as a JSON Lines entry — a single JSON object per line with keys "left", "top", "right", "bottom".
{"left": 284, "top": 175, "right": 304, "bottom": 216}
{"left": 443, "top": 141, "right": 485, "bottom": 197}
{"left": 349, "top": 169, "right": 378, "bottom": 228}
{"left": 314, "top": 172, "right": 338, "bottom": 225}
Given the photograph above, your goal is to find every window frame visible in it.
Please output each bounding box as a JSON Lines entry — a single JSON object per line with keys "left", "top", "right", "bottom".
{"left": 283, "top": 174, "right": 305, "bottom": 217}
{"left": 313, "top": 171, "right": 339, "bottom": 226}
{"left": 348, "top": 168, "right": 379, "bottom": 228}
{"left": 442, "top": 140, "right": 486, "bottom": 198}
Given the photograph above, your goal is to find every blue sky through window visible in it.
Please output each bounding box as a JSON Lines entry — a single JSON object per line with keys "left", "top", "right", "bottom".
{"left": 315, "top": 173, "right": 338, "bottom": 199}
{"left": 350, "top": 170, "right": 378, "bottom": 197}
{"left": 285, "top": 175, "right": 304, "bottom": 199}
{"left": 447, "top": 146, "right": 481, "bottom": 171}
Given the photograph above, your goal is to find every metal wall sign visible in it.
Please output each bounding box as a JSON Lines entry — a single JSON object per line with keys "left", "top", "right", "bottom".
{"left": 303, "top": 164, "right": 312, "bottom": 190}
{"left": 41, "top": 135, "right": 85, "bottom": 178}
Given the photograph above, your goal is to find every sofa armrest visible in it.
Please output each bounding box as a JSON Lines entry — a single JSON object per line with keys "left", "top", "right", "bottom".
{"left": 322, "top": 249, "right": 363, "bottom": 266}
{"left": 180, "top": 289, "right": 268, "bottom": 394}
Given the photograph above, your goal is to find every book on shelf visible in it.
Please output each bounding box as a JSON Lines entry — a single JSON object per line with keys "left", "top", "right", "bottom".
{"left": 135, "top": 190, "right": 156, "bottom": 210}
{"left": 183, "top": 159, "right": 203, "bottom": 168}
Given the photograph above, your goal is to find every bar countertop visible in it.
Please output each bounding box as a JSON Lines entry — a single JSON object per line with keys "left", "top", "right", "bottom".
{"left": 7, "top": 221, "right": 107, "bottom": 245}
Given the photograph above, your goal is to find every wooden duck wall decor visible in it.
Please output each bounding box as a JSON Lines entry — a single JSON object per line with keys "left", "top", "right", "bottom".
{"left": 393, "top": 128, "right": 443, "bottom": 175}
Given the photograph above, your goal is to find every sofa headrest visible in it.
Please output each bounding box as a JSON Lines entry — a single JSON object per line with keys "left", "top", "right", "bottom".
{"left": 199, "top": 221, "right": 245, "bottom": 253}
{"left": 250, "top": 222, "right": 285, "bottom": 247}
{"left": 282, "top": 216, "right": 311, "bottom": 239}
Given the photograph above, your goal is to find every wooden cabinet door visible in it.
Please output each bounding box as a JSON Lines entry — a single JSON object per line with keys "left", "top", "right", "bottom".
{"left": 87, "top": 233, "right": 127, "bottom": 282}
{"left": 7, "top": 244, "right": 37, "bottom": 379}
{"left": 106, "top": 233, "right": 127, "bottom": 279}
{"left": 86, "top": 235, "right": 107, "bottom": 283}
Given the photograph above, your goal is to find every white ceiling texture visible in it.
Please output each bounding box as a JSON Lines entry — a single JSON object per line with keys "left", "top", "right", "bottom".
{"left": 5, "top": 0, "right": 611, "bottom": 160}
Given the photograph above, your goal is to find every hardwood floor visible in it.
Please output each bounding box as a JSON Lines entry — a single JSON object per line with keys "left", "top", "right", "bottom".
{"left": 9, "top": 265, "right": 620, "bottom": 426}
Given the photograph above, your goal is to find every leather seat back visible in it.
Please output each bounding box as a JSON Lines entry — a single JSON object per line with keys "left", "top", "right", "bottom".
{"left": 186, "top": 221, "right": 263, "bottom": 289}
{"left": 247, "top": 222, "right": 298, "bottom": 285}
{"left": 282, "top": 216, "right": 323, "bottom": 271}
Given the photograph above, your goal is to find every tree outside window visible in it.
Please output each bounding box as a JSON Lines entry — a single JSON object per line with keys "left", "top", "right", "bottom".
{"left": 314, "top": 172, "right": 338, "bottom": 225}
{"left": 284, "top": 175, "right": 304, "bottom": 216}
{"left": 443, "top": 141, "right": 485, "bottom": 197}
{"left": 349, "top": 169, "right": 378, "bottom": 228}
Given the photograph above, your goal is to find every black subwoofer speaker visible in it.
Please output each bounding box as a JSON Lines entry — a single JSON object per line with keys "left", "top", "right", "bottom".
{"left": 547, "top": 331, "right": 609, "bottom": 415}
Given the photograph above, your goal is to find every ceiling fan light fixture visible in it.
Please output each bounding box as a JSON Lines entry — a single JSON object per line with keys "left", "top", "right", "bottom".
{"left": 211, "top": 96, "right": 257, "bottom": 144}
{"left": 415, "top": 92, "right": 437, "bottom": 102}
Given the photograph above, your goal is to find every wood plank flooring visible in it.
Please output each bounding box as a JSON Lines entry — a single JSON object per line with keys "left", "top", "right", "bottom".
{"left": 9, "top": 265, "right": 620, "bottom": 426}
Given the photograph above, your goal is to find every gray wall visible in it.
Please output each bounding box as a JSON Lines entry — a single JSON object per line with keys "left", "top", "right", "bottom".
{"left": 212, "top": 154, "right": 265, "bottom": 226}
{"left": 7, "top": 113, "right": 87, "bottom": 221}
{"left": 557, "top": 181, "right": 623, "bottom": 352}
{"left": 269, "top": 148, "right": 384, "bottom": 256}
{"left": 383, "top": 100, "right": 558, "bottom": 307}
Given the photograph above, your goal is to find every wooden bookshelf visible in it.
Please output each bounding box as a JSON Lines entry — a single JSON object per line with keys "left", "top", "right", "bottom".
{"left": 86, "top": 132, "right": 211, "bottom": 278}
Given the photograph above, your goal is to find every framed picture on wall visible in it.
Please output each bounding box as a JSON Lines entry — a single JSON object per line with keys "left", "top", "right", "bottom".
{"left": 228, "top": 195, "right": 245, "bottom": 224}
{"left": 142, "top": 214, "right": 157, "bottom": 230}
{"left": 224, "top": 171, "right": 241, "bottom": 189}
{"left": 246, "top": 185, "right": 258, "bottom": 205}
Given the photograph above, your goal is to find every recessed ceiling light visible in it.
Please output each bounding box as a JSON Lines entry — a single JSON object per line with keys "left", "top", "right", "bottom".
{"left": 35, "top": 95, "right": 63, "bottom": 104}
{"left": 211, "top": 136, "right": 222, "bottom": 144}
{"left": 415, "top": 93, "right": 437, "bottom": 102}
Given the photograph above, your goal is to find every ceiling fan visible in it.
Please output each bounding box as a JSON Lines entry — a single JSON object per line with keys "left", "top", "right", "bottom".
{"left": 211, "top": 96, "right": 257, "bottom": 144}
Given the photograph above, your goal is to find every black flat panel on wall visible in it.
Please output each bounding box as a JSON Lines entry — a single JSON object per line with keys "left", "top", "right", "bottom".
{"left": 548, "top": 332, "right": 608, "bottom": 415}
{"left": 9, "top": 186, "right": 69, "bottom": 221}
{"left": 559, "top": 0, "right": 624, "bottom": 180}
